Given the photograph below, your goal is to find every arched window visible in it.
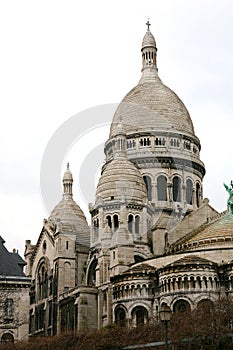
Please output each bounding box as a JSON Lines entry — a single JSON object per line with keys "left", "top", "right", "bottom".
{"left": 196, "top": 183, "right": 200, "bottom": 207}
{"left": 87, "top": 259, "right": 97, "bottom": 286}
{"left": 157, "top": 175, "right": 167, "bottom": 201}
{"left": 132, "top": 306, "right": 148, "bottom": 327}
{"left": 197, "top": 299, "right": 214, "bottom": 313}
{"left": 143, "top": 176, "right": 152, "bottom": 201}
{"left": 64, "top": 262, "right": 71, "bottom": 290}
{"left": 115, "top": 306, "right": 126, "bottom": 327}
{"left": 53, "top": 263, "right": 58, "bottom": 296}
{"left": 37, "top": 263, "right": 48, "bottom": 300}
{"left": 186, "top": 179, "right": 193, "bottom": 204}
{"left": 173, "top": 176, "right": 181, "bottom": 202}
{"left": 128, "top": 214, "right": 133, "bottom": 233}
{"left": 113, "top": 214, "right": 119, "bottom": 231}
{"left": 106, "top": 215, "right": 112, "bottom": 229}
{"left": 135, "top": 215, "right": 140, "bottom": 235}
{"left": 173, "top": 299, "right": 191, "bottom": 313}
{"left": 1, "top": 333, "right": 14, "bottom": 344}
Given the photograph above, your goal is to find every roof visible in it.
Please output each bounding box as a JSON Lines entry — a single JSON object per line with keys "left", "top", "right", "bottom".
{"left": 0, "top": 236, "right": 26, "bottom": 278}
{"left": 49, "top": 197, "right": 88, "bottom": 232}
{"left": 166, "top": 254, "right": 216, "bottom": 268}
{"left": 187, "top": 212, "right": 233, "bottom": 243}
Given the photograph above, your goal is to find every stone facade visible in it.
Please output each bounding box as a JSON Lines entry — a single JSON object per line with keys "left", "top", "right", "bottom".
{"left": 0, "top": 237, "right": 30, "bottom": 343}
{"left": 24, "top": 25, "right": 233, "bottom": 336}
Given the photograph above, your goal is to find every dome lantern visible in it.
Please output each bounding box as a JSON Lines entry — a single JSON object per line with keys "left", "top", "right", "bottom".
{"left": 63, "top": 162, "right": 73, "bottom": 199}
{"left": 141, "top": 20, "right": 158, "bottom": 73}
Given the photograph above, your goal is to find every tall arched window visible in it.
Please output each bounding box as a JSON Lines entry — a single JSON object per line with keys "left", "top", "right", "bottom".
{"left": 128, "top": 214, "right": 133, "bottom": 233}
{"left": 132, "top": 306, "right": 148, "bottom": 327}
{"left": 135, "top": 215, "right": 140, "bottom": 235}
{"left": 115, "top": 306, "right": 126, "bottom": 327}
{"left": 106, "top": 215, "right": 112, "bottom": 229}
{"left": 157, "top": 175, "right": 167, "bottom": 201}
{"left": 196, "top": 183, "right": 200, "bottom": 207}
{"left": 173, "top": 176, "right": 181, "bottom": 202}
{"left": 37, "top": 263, "right": 48, "bottom": 300}
{"left": 87, "top": 259, "right": 97, "bottom": 286}
{"left": 143, "top": 176, "right": 152, "bottom": 201}
{"left": 113, "top": 214, "right": 119, "bottom": 231}
{"left": 64, "top": 262, "right": 71, "bottom": 290}
{"left": 186, "top": 179, "right": 193, "bottom": 205}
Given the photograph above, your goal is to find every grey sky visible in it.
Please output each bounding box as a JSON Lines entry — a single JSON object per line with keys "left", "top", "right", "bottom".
{"left": 0, "top": 0, "right": 232, "bottom": 255}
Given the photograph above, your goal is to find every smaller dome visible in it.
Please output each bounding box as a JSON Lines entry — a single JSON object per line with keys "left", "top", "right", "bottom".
{"left": 48, "top": 164, "right": 88, "bottom": 234}
{"left": 142, "top": 30, "right": 156, "bottom": 48}
{"left": 49, "top": 197, "right": 88, "bottom": 231}
{"left": 96, "top": 158, "right": 147, "bottom": 204}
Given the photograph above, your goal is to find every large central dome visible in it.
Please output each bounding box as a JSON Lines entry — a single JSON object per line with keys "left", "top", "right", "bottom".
{"left": 110, "top": 79, "right": 194, "bottom": 137}
{"left": 109, "top": 29, "right": 195, "bottom": 139}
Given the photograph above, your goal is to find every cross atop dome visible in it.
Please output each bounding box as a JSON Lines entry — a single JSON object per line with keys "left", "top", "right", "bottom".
{"left": 146, "top": 19, "right": 151, "bottom": 31}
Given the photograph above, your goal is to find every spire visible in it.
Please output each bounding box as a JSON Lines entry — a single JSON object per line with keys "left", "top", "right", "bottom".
{"left": 141, "top": 21, "right": 158, "bottom": 73}
{"left": 63, "top": 162, "right": 73, "bottom": 198}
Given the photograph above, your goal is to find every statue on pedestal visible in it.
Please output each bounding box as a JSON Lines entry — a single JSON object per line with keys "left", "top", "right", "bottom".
{"left": 224, "top": 181, "right": 233, "bottom": 214}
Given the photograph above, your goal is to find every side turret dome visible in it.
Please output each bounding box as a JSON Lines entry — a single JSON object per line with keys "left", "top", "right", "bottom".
{"left": 96, "top": 124, "right": 147, "bottom": 204}
{"left": 49, "top": 164, "right": 88, "bottom": 232}
{"left": 96, "top": 158, "right": 147, "bottom": 204}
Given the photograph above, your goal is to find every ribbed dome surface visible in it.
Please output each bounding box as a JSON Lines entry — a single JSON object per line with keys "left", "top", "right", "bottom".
{"left": 110, "top": 77, "right": 195, "bottom": 137}
{"left": 49, "top": 197, "right": 88, "bottom": 231}
{"left": 96, "top": 158, "right": 147, "bottom": 204}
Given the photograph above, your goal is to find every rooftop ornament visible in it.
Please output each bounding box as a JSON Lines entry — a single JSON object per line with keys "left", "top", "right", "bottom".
{"left": 224, "top": 181, "right": 233, "bottom": 214}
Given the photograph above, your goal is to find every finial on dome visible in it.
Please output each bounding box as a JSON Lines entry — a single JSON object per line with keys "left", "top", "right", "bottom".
{"left": 146, "top": 19, "right": 151, "bottom": 31}
{"left": 63, "top": 162, "right": 73, "bottom": 198}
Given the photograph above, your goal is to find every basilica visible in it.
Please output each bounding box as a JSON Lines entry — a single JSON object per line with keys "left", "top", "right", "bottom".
{"left": 20, "top": 24, "right": 233, "bottom": 337}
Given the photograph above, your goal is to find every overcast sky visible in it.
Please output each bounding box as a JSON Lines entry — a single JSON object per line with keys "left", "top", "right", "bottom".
{"left": 0, "top": 0, "right": 233, "bottom": 256}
